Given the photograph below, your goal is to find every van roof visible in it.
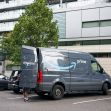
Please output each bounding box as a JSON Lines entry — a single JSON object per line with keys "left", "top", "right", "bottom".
{"left": 22, "top": 45, "right": 95, "bottom": 60}
{"left": 39, "top": 48, "right": 94, "bottom": 59}
{"left": 39, "top": 47, "right": 88, "bottom": 54}
{"left": 23, "top": 45, "right": 87, "bottom": 54}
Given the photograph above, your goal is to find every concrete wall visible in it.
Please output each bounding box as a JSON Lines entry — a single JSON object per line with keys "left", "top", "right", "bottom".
{"left": 97, "top": 58, "right": 111, "bottom": 76}
{"left": 59, "top": 45, "right": 111, "bottom": 53}
{"left": 82, "top": 8, "right": 99, "bottom": 21}
{"left": 100, "top": 7, "right": 111, "bottom": 36}
{"left": 82, "top": 8, "right": 100, "bottom": 37}
{"left": 66, "top": 10, "right": 82, "bottom": 38}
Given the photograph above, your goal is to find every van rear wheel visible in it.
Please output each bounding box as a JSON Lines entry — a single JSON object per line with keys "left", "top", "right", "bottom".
{"left": 102, "top": 83, "right": 109, "bottom": 95}
{"left": 50, "top": 85, "right": 64, "bottom": 100}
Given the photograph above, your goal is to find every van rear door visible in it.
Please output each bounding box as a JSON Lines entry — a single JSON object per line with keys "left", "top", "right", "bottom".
{"left": 20, "top": 46, "right": 38, "bottom": 88}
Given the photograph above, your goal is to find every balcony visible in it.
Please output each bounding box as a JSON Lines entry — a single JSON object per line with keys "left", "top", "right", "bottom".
{"left": 0, "top": 9, "right": 25, "bottom": 21}
{"left": 0, "top": 0, "right": 34, "bottom": 10}
{"left": 0, "top": 21, "right": 17, "bottom": 32}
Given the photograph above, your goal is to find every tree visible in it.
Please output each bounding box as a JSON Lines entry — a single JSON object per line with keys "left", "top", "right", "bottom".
{"left": 2, "top": 0, "right": 59, "bottom": 64}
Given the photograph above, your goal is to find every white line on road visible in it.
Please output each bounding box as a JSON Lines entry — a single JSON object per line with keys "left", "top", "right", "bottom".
{"left": 7, "top": 97, "right": 23, "bottom": 100}
{"left": 73, "top": 97, "right": 111, "bottom": 105}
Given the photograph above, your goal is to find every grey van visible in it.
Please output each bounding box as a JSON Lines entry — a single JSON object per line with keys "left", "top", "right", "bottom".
{"left": 19, "top": 45, "right": 111, "bottom": 100}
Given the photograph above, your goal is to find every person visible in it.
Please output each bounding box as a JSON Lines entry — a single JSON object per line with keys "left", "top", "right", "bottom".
{"left": 19, "top": 48, "right": 37, "bottom": 102}
{"left": 19, "top": 72, "right": 31, "bottom": 102}
{"left": 23, "top": 87, "right": 30, "bottom": 102}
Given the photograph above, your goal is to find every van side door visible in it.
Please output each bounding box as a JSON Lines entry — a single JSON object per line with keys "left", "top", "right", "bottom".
{"left": 69, "top": 58, "right": 92, "bottom": 91}
{"left": 90, "top": 60, "right": 104, "bottom": 90}
{"left": 42, "top": 54, "right": 70, "bottom": 92}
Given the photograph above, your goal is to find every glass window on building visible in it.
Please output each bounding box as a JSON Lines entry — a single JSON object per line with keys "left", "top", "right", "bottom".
{"left": 47, "top": 0, "right": 60, "bottom": 5}
{"left": 53, "top": 12, "right": 66, "bottom": 39}
{"left": 91, "top": 53, "right": 98, "bottom": 58}
{"left": 100, "top": 39, "right": 111, "bottom": 44}
{"left": 0, "top": 0, "right": 4, "bottom": 2}
{"left": 82, "top": 21, "right": 99, "bottom": 28}
{"left": 109, "top": 53, "right": 111, "bottom": 57}
{"left": 100, "top": 20, "right": 111, "bottom": 27}
{"left": 83, "top": 40, "right": 100, "bottom": 45}
{"left": 91, "top": 53, "right": 111, "bottom": 58}
{"left": 58, "top": 41, "right": 82, "bottom": 46}
{"left": 58, "top": 39, "right": 111, "bottom": 47}
{"left": 99, "top": 53, "right": 108, "bottom": 58}
{"left": 63, "top": 0, "right": 77, "bottom": 3}
{"left": 82, "top": 20, "right": 111, "bottom": 28}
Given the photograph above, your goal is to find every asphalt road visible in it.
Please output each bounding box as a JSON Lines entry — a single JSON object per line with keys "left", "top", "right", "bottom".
{"left": 0, "top": 90, "right": 111, "bottom": 111}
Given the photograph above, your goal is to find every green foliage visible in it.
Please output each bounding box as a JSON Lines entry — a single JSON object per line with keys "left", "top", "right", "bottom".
{"left": 2, "top": 0, "right": 59, "bottom": 64}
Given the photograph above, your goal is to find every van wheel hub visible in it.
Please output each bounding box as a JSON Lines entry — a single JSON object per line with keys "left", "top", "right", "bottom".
{"left": 50, "top": 85, "right": 64, "bottom": 100}
{"left": 55, "top": 89, "right": 61, "bottom": 96}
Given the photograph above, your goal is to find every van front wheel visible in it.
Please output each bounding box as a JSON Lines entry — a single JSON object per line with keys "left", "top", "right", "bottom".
{"left": 51, "top": 85, "right": 64, "bottom": 100}
{"left": 102, "top": 83, "right": 109, "bottom": 95}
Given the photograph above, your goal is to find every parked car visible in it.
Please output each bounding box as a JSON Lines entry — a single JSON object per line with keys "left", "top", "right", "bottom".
{"left": 0, "top": 74, "right": 9, "bottom": 90}
{"left": 19, "top": 45, "right": 111, "bottom": 100}
{"left": 8, "top": 70, "right": 22, "bottom": 93}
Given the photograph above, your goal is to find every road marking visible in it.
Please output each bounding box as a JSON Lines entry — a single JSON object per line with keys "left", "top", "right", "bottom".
{"left": 7, "top": 95, "right": 37, "bottom": 100}
{"left": 8, "top": 97, "right": 23, "bottom": 100}
{"left": 72, "top": 97, "right": 111, "bottom": 105}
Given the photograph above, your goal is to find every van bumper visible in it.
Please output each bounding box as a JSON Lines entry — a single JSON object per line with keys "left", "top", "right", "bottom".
{"left": 36, "top": 83, "right": 52, "bottom": 93}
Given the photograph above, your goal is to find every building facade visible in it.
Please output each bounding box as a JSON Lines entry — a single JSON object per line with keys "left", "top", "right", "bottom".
{"left": 53, "top": 1, "right": 111, "bottom": 75}
{"left": 0, "top": 0, "right": 111, "bottom": 75}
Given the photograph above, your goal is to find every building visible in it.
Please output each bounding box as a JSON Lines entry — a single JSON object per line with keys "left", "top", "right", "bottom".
{"left": 0, "top": 0, "right": 111, "bottom": 75}
{"left": 0, "top": 0, "right": 34, "bottom": 74}
{"left": 53, "top": 1, "right": 111, "bottom": 75}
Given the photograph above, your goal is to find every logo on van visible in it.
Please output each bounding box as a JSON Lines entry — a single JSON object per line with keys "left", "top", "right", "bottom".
{"left": 77, "top": 60, "right": 87, "bottom": 64}
{"left": 23, "top": 62, "right": 35, "bottom": 66}
{"left": 45, "top": 61, "right": 76, "bottom": 71}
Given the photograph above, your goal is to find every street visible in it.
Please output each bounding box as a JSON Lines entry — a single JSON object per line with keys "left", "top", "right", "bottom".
{"left": 0, "top": 90, "right": 111, "bottom": 111}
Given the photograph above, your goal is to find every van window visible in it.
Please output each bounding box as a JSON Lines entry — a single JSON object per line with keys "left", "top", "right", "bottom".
{"left": 91, "top": 61, "right": 101, "bottom": 73}
{"left": 43, "top": 56, "right": 70, "bottom": 71}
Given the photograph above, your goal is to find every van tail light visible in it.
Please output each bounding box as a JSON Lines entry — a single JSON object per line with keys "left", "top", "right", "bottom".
{"left": 37, "top": 70, "right": 43, "bottom": 84}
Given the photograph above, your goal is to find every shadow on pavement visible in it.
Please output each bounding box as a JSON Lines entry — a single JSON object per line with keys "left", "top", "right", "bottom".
{"left": 28, "top": 91, "right": 111, "bottom": 102}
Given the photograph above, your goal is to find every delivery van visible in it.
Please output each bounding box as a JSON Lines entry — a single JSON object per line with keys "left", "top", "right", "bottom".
{"left": 19, "top": 45, "right": 111, "bottom": 100}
